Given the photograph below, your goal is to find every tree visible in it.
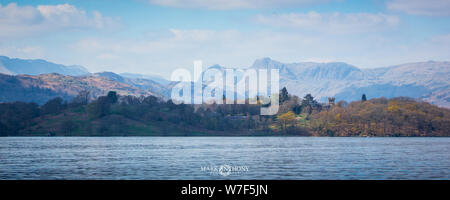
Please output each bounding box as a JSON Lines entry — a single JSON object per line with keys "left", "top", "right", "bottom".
{"left": 336, "top": 100, "right": 348, "bottom": 108}
{"left": 301, "top": 94, "right": 320, "bottom": 115}
{"left": 0, "top": 102, "right": 39, "bottom": 135}
{"left": 71, "top": 90, "right": 90, "bottom": 105}
{"left": 362, "top": 94, "right": 367, "bottom": 101}
{"left": 87, "top": 95, "right": 113, "bottom": 119}
{"left": 60, "top": 120, "right": 77, "bottom": 135}
{"left": 85, "top": 91, "right": 118, "bottom": 119}
{"left": 279, "top": 87, "right": 289, "bottom": 103}
{"left": 107, "top": 91, "right": 118, "bottom": 104}
{"left": 143, "top": 95, "right": 159, "bottom": 106}
{"left": 279, "top": 95, "right": 300, "bottom": 114}
{"left": 41, "top": 97, "right": 65, "bottom": 115}
{"left": 277, "top": 111, "right": 296, "bottom": 132}
{"left": 0, "top": 122, "right": 7, "bottom": 136}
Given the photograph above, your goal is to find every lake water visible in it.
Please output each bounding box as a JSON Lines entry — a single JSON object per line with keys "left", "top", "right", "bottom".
{"left": 0, "top": 137, "right": 448, "bottom": 180}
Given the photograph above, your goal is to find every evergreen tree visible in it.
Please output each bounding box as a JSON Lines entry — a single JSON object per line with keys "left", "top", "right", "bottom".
{"left": 107, "top": 91, "right": 118, "bottom": 104}
{"left": 280, "top": 87, "right": 289, "bottom": 103}
{"left": 41, "top": 97, "right": 65, "bottom": 115}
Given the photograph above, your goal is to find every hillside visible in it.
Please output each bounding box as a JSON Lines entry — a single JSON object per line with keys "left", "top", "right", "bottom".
{"left": 0, "top": 56, "right": 89, "bottom": 76}
{"left": 250, "top": 58, "right": 450, "bottom": 108}
{"left": 94, "top": 72, "right": 170, "bottom": 98}
{"left": 0, "top": 89, "right": 448, "bottom": 137}
{"left": 0, "top": 73, "right": 157, "bottom": 104}
{"left": 0, "top": 56, "right": 449, "bottom": 108}
{"left": 120, "top": 72, "right": 171, "bottom": 85}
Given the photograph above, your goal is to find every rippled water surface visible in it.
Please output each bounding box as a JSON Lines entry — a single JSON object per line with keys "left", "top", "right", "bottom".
{"left": 0, "top": 137, "right": 448, "bottom": 179}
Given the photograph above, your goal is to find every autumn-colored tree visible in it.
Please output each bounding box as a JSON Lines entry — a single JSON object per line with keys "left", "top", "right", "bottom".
{"left": 277, "top": 111, "right": 296, "bottom": 132}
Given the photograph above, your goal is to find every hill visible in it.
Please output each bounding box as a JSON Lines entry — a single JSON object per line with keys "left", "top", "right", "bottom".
{"left": 0, "top": 56, "right": 89, "bottom": 76}
{"left": 0, "top": 89, "right": 448, "bottom": 136}
{"left": 0, "top": 73, "right": 157, "bottom": 104}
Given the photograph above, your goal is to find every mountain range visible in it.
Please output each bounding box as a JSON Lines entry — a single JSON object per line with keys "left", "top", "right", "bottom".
{"left": 0, "top": 56, "right": 89, "bottom": 76}
{"left": 0, "top": 55, "right": 448, "bottom": 108}
{"left": 0, "top": 56, "right": 169, "bottom": 104}
{"left": 250, "top": 58, "right": 450, "bottom": 107}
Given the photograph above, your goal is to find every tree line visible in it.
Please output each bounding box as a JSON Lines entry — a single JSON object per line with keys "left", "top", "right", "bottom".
{"left": 0, "top": 88, "right": 448, "bottom": 136}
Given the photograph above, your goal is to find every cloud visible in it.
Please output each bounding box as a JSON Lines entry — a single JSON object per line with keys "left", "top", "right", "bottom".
{"left": 0, "top": 45, "right": 45, "bottom": 59}
{"left": 71, "top": 29, "right": 241, "bottom": 54}
{"left": 255, "top": 12, "right": 399, "bottom": 34}
{"left": 431, "top": 34, "right": 450, "bottom": 44}
{"left": 0, "top": 3, "right": 120, "bottom": 38}
{"left": 97, "top": 53, "right": 118, "bottom": 60}
{"left": 387, "top": 0, "right": 450, "bottom": 16}
{"left": 66, "top": 28, "right": 393, "bottom": 74}
{"left": 147, "top": 0, "right": 331, "bottom": 10}
{"left": 30, "top": 25, "right": 448, "bottom": 77}
{"left": 67, "top": 29, "right": 315, "bottom": 73}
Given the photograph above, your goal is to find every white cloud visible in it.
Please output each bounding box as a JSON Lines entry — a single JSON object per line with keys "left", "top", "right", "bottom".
{"left": 387, "top": 0, "right": 450, "bottom": 16}
{"left": 97, "top": 53, "right": 118, "bottom": 60}
{"left": 148, "top": 0, "right": 331, "bottom": 10}
{"left": 0, "top": 3, "right": 120, "bottom": 38}
{"left": 67, "top": 29, "right": 315, "bottom": 74}
{"left": 63, "top": 27, "right": 450, "bottom": 77}
{"left": 255, "top": 12, "right": 399, "bottom": 34}
{"left": 0, "top": 45, "right": 45, "bottom": 59}
{"left": 432, "top": 34, "right": 450, "bottom": 46}
{"left": 65, "top": 28, "right": 396, "bottom": 75}
{"left": 71, "top": 29, "right": 241, "bottom": 55}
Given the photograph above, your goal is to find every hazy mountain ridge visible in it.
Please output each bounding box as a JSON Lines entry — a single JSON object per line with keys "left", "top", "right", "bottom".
{"left": 249, "top": 58, "right": 450, "bottom": 108}
{"left": 94, "top": 72, "right": 169, "bottom": 98}
{"left": 0, "top": 56, "right": 171, "bottom": 104}
{"left": 0, "top": 73, "right": 156, "bottom": 104}
{"left": 0, "top": 56, "right": 90, "bottom": 76}
{"left": 0, "top": 56, "right": 448, "bottom": 108}
{"left": 251, "top": 58, "right": 365, "bottom": 81}
{"left": 120, "top": 72, "right": 171, "bottom": 85}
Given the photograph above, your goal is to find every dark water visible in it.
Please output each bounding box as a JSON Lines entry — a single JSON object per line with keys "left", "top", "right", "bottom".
{"left": 0, "top": 137, "right": 448, "bottom": 180}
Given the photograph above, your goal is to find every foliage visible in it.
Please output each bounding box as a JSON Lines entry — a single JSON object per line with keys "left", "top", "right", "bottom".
{"left": 277, "top": 111, "right": 296, "bottom": 131}
{"left": 0, "top": 102, "right": 40, "bottom": 135}
{"left": 309, "top": 97, "right": 450, "bottom": 136}
{"left": 41, "top": 97, "right": 66, "bottom": 115}
{"left": 279, "top": 87, "right": 289, "bottom": 103}
{"left": 0, "top": 89, "right": 448, "bottom": 137}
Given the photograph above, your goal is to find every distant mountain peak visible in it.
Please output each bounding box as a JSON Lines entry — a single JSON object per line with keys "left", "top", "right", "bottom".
{"left": 208, "top": 64, "right": 225, "bottom": 70}
{"left": 0, "top": 55, "right": 90, "bottom": 76}
{"left": 120, "top": 72, "right": 170, "bottom": 85}
{"left": 0, "top": 56, "right": 448, "bottom": 108}
{"left": 94, "top": 71, "right": 127, "bottom": 83}
{"left": 258, "top": 57, "right": 273, "bottom": 63}
{"left": 95, "top": 71, "right": 120, "bottom": 76}
{"left": 251, "top": 57, "right": 284, "bottom": 69}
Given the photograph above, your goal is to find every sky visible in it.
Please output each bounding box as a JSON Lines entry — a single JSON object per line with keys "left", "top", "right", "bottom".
{"left": 0, "top": 0, "right": 449, "bottom": 78}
